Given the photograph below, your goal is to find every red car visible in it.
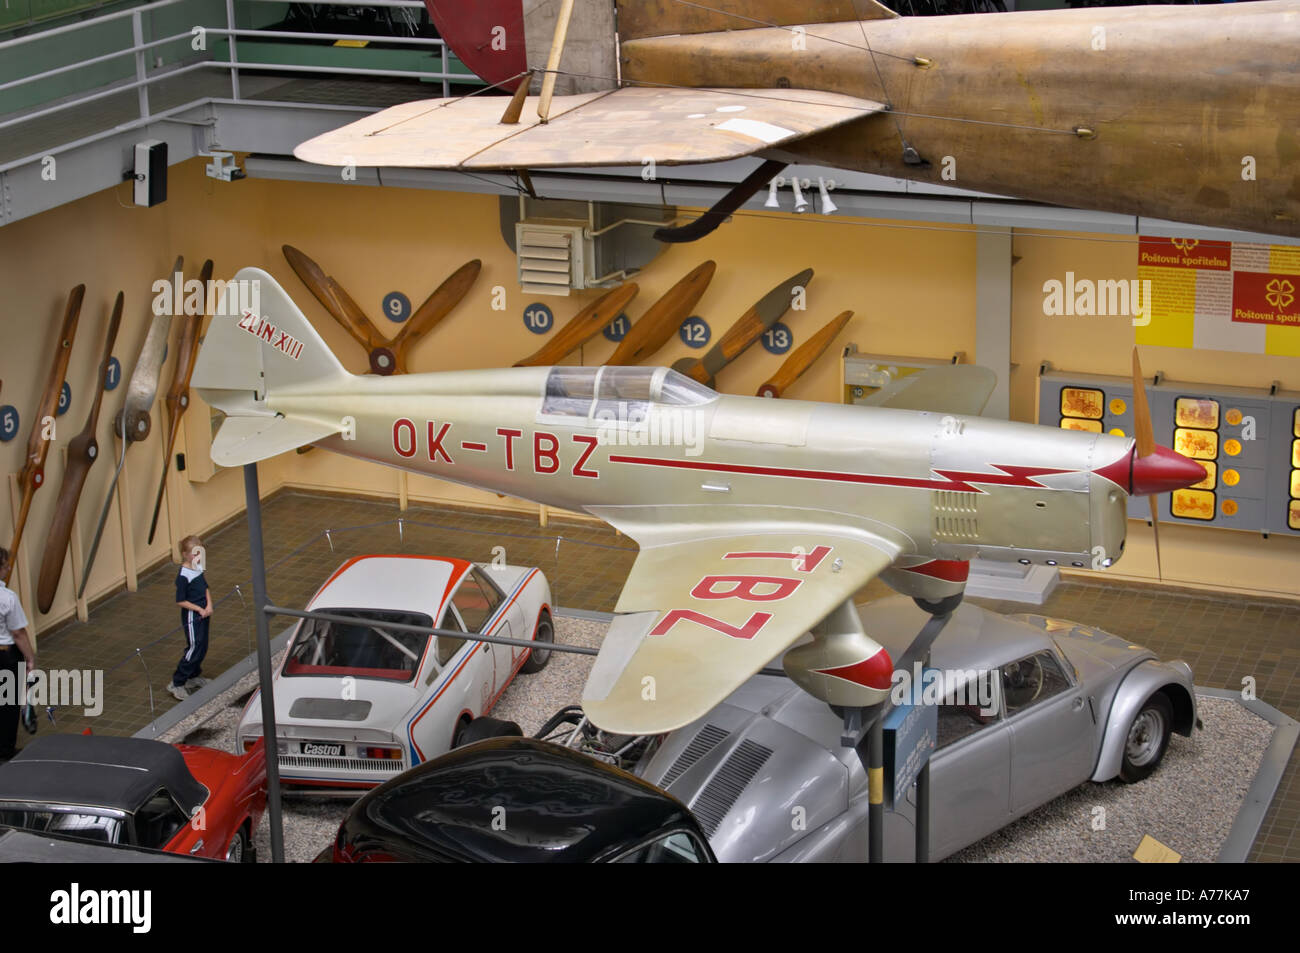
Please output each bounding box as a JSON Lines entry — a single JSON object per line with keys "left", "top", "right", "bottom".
{"left": 0, "top": 734, "right": 266, "bottom": 862}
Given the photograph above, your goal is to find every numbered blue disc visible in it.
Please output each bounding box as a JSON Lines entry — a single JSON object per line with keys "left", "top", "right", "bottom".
{"left": 679, "top": 316, "right": 711, "bottom": 349}
{"left": 383, "top": 291, "right": 411, "bottom": 323}
{"left": 762, "top": 321, "right": 793, "bottom": 355}
{"left": 603, "top": 313, "right": 631, "bottom": 343}
{"left": 56, "top": 381, "right": 72, "bottom": 416}
{"left": 524, "top": 303, "right": 554, "bottom": 335}
{"left": 0, "top": 406, "right": 18, "bottom": 442}
{"left": 104, "top": 356, "right": 122, "bottom": 391}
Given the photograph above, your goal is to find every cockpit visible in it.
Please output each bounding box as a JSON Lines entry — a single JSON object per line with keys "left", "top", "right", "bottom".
{"left": 541, "top": 366, "right": 717, "bottom": 423}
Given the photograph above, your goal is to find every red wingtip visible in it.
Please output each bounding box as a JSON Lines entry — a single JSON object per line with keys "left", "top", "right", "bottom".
{"left": 1132, "top": 445, "right": 1208, "bottom": 496}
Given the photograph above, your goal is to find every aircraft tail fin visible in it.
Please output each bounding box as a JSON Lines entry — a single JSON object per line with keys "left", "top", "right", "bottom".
{"left": 616, "top": 0, "right": 896, "bottom": 41}
{"left": 192, "top": 267, "right": 352, "bottom": 466}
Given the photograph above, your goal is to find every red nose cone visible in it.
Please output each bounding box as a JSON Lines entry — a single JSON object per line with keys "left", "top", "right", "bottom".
{"left": 1132, "top": 445, "right": 1208, "bottom": 496}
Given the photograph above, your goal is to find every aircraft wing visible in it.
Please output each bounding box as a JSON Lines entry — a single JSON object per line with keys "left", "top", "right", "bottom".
{"left": 582, "top": 525, "right": 899, "bottom": 734}
{"left": 294, "top": 86, "right": 885, "bottom": 169}
{"left": 862, "top": 364, "right": 997, "bottom": 416}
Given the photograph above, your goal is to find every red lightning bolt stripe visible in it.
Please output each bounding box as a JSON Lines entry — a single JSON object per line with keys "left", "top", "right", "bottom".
{"left": 606, "top": 455, "right": 1071, "bottom": 494}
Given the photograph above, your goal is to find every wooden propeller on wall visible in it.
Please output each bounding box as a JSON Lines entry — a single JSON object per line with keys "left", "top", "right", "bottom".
{"left": 283, "top": 245, "right": 480, "bottom": 374}
{"left": 757, "top": 309, "right": 853, "bottom": 398}
{"left": 2, "top": 285, "right": 84, "bottom": 585}
{"left": 674, "top": 268, "right": 813, "bottom": 388}
{"left": 514, "top": 283, "right": 641, "bottom": 367}
{"left": 146, "top": 260, "right": 211, "bottom": 546}
{"left": 605, "top": 261, "right": 715, "bottom": 367}
{"left": 78, "top": 258, "right": 180, "bottom": 597}
{"left": 36, "top": 292, "right": 123, "bottom": 613}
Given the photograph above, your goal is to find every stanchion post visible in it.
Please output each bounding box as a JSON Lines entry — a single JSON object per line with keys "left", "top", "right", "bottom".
{"left": 243, "top": 463, "right": 284, "bottom": 863}
{"left": 868, "top": 714, "right": 884, "bottom": 863}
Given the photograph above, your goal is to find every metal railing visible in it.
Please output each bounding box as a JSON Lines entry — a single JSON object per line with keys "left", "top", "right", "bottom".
{"left": 0, "top": 0, "right": 473, "bottom": 173}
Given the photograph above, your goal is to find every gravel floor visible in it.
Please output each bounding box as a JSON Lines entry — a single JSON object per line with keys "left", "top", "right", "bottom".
{"left": 167, "top": 617, "right": 1276, "bottom": 864}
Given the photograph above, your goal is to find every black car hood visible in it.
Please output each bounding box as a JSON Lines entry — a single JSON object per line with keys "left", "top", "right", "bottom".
{"left": 340, "top": 738, "right": 704, "bottom": 862}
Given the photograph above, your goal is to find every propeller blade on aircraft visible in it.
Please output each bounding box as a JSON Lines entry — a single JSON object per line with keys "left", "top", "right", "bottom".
{"left": 606, "top": 261, "right": 715, "bottom": 366}
{"left": 1128, "top": 347, "right": 1206, "bottom": 580}
{"left": 757, "top": 309, "right": 852, "bottom": 398}
{"left": 514, "top": 283, "right": 640, "bottom": 367}
{"left": 3, "top": 285, "right": 84, "bottom": 585}
{"left": 37, "top": 292, "right": 123, "bottom": 613}
{"left": 674, "top": 268, "right": 812, "bottom": 387}
{"left": 146, "top": 261, "right": 211, "bottom": 546}
{"left": 389, "top": 259, "right": 482, "bottom": 373}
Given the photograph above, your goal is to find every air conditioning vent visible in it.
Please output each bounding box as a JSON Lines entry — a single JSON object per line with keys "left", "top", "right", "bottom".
{"left": 516, "top": 223, "right": 588, "bottom": 295}
{"left": 690, "top": 739, "right": 773, "bottom": 837}
{"left": 933, "top": 490, "right": 980, "bottom": 540}
{"left": 661, "top": 723, "right": 729, "bottom": 788}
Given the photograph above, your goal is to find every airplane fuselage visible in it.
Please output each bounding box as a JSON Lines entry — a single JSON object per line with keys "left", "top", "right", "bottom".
{"left": 282, "top": 365, "right": 1136, "bottom": 581}
{"left": 621, "top": 2, "right": 1300, "bottom": 238}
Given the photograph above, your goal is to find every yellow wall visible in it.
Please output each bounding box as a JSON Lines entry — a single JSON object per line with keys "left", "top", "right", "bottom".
{"left": 2, "top": 160, "right": 1296, "bottom": 637}
{"left": 1011, "top": 229, "right": 1300, "bottom": 598}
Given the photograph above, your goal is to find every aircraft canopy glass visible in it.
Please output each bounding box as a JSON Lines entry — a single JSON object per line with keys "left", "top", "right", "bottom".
{"left": 542, "top": 367, "right": 715, "bottom": 421}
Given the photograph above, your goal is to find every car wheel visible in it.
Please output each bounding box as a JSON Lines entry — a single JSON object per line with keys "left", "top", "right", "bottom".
{"left": 521, "top": 613, "right": 553, "bottom": 674}
{"left": 1120, "top": 692, "right": 1173, "bottom": 783}
{"left": 913, "top": 593, "right": 963, "bottom": 616}
{"left": 454, "top": 715, "right": 523, "bottom": 748}
{"left": 225, "top": 825, "right": 250, "bottom": 863}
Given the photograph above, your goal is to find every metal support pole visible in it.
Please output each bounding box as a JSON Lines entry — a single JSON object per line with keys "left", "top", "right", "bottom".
{"left": 243, "top": 463, "right": 283, "bottom": 863}
{"left": 867, "top": 714, "right": 884, "bottom": 863}
{"left": 916, "top": 641, "right": 933, "bottom": 864}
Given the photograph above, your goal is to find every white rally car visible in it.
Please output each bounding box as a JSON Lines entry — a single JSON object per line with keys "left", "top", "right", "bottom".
{"left": 236, "top": 554, "right": 553, "bottom": 790}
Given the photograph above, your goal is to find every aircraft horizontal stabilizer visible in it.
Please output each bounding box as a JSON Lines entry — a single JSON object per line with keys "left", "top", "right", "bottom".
{"left": 862, "top": 364, "right": 997, "bottom": 417}
{"left": 582, "top": 527, "right": 899, "bottom": 734}
{"left": 294, "top": 86, "right": 885, "bottom": 170}
{"left": 211, "top": 414, "right": 345, "bottom": 468}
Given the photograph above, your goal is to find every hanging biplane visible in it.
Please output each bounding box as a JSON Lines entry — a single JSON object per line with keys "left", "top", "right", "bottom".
{"left": 293, "top": 0, "right": 1300, "bottom": 241}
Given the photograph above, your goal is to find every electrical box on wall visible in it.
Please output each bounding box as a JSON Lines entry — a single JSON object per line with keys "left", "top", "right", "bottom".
{"left": 133, "top": 140, "right": 167, "bottom": 207}
{"left": 1039, "top": 369, "right": 1300, "bottom": 536}
{"left": 502, "top": 197, "right": 675, "bottom": 296}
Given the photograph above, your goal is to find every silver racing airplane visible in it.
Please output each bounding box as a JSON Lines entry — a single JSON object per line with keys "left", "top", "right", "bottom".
{"left": 192, "top": 269, "right": 1205, "bottom": 734}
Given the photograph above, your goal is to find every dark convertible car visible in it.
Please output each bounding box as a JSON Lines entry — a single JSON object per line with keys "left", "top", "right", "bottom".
{"left": 319, "top": 737, "right": 715, "bottom": 863}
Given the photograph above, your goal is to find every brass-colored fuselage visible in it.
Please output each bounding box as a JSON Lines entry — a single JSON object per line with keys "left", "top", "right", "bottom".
{"left": 622, "top": 3, "right": 1300, "bottom": 237}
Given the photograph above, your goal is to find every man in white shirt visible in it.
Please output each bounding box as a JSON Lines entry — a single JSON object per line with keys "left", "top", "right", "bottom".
{"left": 0, "top": 547, "right": 37, "bottom": 762}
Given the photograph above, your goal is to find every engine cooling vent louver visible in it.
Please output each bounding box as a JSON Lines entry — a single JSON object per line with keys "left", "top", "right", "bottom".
{"left": 661, "top": 723, "right": 729, "bottom": 788}
{"left": 515, "top": 222, "right": 587, "bottom": 295}
{"left": 933, "top": 489, "right": 980, "bottom": 541}
{"left": 691, "top": 739, "right": 774, "bottom": 837}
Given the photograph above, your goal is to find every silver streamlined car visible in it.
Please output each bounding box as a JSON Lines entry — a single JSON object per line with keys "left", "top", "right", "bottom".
{"left": 634, "top": 595, "right": 1198, "bottom": 862}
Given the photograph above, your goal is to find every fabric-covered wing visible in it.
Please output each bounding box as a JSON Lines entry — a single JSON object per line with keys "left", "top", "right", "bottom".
{"left": 862, "top": 364, "right": 997, "bottom": 416}
{"left": 582, "top": 528, "right": 899, "bottom": 734}
{"left": 294, "top": 86, "right": 885, "bottom": 169}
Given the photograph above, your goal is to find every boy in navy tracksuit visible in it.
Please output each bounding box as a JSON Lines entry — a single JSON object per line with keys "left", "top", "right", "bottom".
{"left": 170, "top": 535, "right": 212, "bottom": 701}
